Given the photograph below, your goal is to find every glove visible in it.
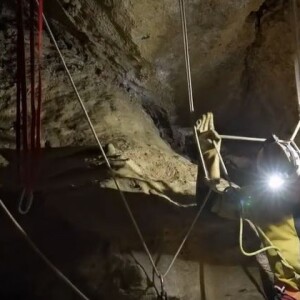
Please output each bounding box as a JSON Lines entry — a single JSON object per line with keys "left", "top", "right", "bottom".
{"left": 195, "top": 112, "right": 221, "bottom": 180}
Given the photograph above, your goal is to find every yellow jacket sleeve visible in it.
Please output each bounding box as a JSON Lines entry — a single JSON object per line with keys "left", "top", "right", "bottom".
{"left": 241, "top": 187, "right": 300, "bottom": 291}
{"left": 260, "top": 217, "right": 300, "bottom": 290}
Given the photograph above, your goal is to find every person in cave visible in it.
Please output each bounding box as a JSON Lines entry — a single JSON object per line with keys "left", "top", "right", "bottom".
{"left": 196, "top": 112, "right": 300, "bottom": 300}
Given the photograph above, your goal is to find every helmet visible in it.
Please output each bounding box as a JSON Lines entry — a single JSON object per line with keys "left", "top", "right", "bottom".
{"left": 257, "top": 135, "right": 300, "bottom": 175}
{"left": 256, "top": 135, "right": 300, "bottom": 192}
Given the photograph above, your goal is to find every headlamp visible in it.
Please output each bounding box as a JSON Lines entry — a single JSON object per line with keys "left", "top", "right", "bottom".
{"left": 257, "top": 136, "right": 300, "bottom": 193}
{"left": 267, "top": 174, "right": 285, "bottom": 191}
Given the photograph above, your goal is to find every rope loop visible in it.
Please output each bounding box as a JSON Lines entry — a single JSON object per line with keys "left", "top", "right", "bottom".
{"left": 18, "top": 188, "right": 34, "bottom": 215}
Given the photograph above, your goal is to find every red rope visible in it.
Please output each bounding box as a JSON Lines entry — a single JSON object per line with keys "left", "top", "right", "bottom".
{"left": 30, "top": 0, "right": 36, "bottom": 151}
{"left": 16, "top": 1, "right": 21, "bottom": 154}
{"left": 16, "top": 19, "right": 22, "bottom": 189}
{"left": 36, "top": 0, "right": 44, "bottom": 150}
{"left": 16, "top": 0, "right": 29, "bottom": 211}
{"left": 17, "top": 0, "right": 28, "bottom": 152}
{"left": 16, "top": 0, "right": 44, "bottom": 213}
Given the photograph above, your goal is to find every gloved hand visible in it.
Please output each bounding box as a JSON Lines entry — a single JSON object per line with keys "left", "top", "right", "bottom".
{"left": 195, "top": 112, "right": 221, "bottom": 180}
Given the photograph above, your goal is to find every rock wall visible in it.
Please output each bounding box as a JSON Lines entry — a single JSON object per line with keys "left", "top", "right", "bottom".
{"left": 1, "top": 0, "right": 300, "bottom": 147}
{"left": 0, "top": 147, "right": 266, "bottom": 299}
{"left": 1, "top": 0, "right": 299, "bottom": 299}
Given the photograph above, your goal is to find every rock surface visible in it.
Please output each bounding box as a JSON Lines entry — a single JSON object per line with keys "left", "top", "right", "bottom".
{"left": 1, "top": 0, "right": 299, "bottom": 146}
{"left": 0, "top": 147, "right": 265, "bottom": 299}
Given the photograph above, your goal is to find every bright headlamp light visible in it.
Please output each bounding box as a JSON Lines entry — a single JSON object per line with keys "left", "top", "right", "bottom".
{"left": 257, "top": 136, "right": 300, "bottom": 193}
{"left": 267, "top": 173, "right": 285, "bottom": 191}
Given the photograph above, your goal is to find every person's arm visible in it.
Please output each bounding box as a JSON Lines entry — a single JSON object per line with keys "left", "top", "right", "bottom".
{"left": 195, "top": 112, "right": 240, "bottom": 219}
{"left": 195, "top": 112, "right": 239, "bottom": 191}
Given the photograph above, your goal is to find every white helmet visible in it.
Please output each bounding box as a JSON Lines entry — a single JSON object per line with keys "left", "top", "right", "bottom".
{"left": 256, "top": 135, "right": 300, "bottom": 177}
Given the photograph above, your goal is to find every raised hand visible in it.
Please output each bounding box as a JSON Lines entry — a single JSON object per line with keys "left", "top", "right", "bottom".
{"left": 195, "top": 112, "right": 221, "bottom": 180}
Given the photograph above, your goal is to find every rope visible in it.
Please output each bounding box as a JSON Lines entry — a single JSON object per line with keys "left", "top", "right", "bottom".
{"left": 291, "top": 0, "right": 300, "bottom": 141}
{"left": 211, "top": 141, "right": 298, "bottom": 280}
{"left": 16, "top": 0, "right": 44, "bottom": 215}
{"left": 18, "top": 189, "right": 34, "bottom": 215}
{"left": 193, "top": 126, "right": 209, "bottom": 179}
{"left": 212, "top": 140, "right": 232, "bottom": 186}
{"left": 0, "top": 198, "right": 90, "bottom": 300}
{"left": 239, "top": 217, "right": 278, "bottom": 257}
{"left": 239, "top": 217, "right": 298, "bottom": 279}
{"left": 220, "top": 135, "right": 267, "bottom": 142}
{"left": 16, "top": 0, "right": 22, "bottom": 154}
{"left": 291, "top": 140, "right": 300, "bottom": 155}
{"left": 16, "top": 0, "right": 33, "bottom": 214}
{"left": 36, "top": 2, "right": 211, "bottom": 293}
{"left": 162, "top": 190, "right": 211, "bottom": 277}
{"left": 23, "top": 0, "right": 36, "bottom": 216}
{"left": 36, "top": 0, "right": 44, "bottom": 149}
{"left": 186, "top": 0, "right": 300, "bottom": 292}
{"left": 211, "top": 142, "right": 285, "bottom": 257}
{"left": 212, "top": 111, "right": 300, "bottom": 291}
{"left": 199, "top": 0, "right": 300, "bottom": 144}
{"left": 291, "top": 57, "right": 300, "bottom": 141}
{"left": 17, "top": 0, "right": 28, "bottom": 151}
{"left": 38, "top": 1, "right": 161, "bottom": 278}
{"left": 179, "top": 0, "right": 194, "bottom": 113}
{"left": 215, "top": 133, "right": 298, "bottom": 273}
{"left": 30, "top": 0, "right": 36, "bottom": 150}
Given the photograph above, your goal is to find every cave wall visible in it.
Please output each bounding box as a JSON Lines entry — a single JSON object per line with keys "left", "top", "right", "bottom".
{"left": 1, "top": 0, "right": 300, "bottom": 148}
{"left": 0, "top": 145, "right": 266, "bottom": 300}
{"left": 1, "top": 1, "right": 300, "bottom": 299}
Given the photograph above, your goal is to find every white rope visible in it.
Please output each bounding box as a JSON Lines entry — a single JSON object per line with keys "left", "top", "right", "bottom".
{"left": 220, "top": 135, "right": 267, "bottom": 142}
{"left": 292, "top": 0, "right": 300, "bottom": 60}
{"left": 212, "top": 140, "right": 231, "bottom": 184}
{"left": 212, "top": 140, "right": 299, "bottom": 273}
{"left": 291, "top": 140, "right": 300, "bottom": 154}
{"left": 40, "top": 7, "right": 161, "bottom": 278}
{"left": 39, "top": 1, "right": 209, "bottom": 289}
{"left": 163, "top": 190, "right": 211, "bottom": 277}
{"left": 194, "top": 126, "right": 209, "bottom": 179}
{"left": 291, "top": 0, "right": 300, "bottom": 141}
{"left": 294, "top": 56, "right": 300, "bottom": 115}
{"left": 291, "top": 58, "right": 300, "bottom": 141}
{"left": 0, "top": 199, "right": 90, "bottom": 300}
{"left": 291, "top": 120, "right": 300, "bottom": 141}
{"left": 239, "top": 217, "right": 278, "bottom": 257}
{"left": 179, "top": 0, "right": 194, "bottom": 113}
